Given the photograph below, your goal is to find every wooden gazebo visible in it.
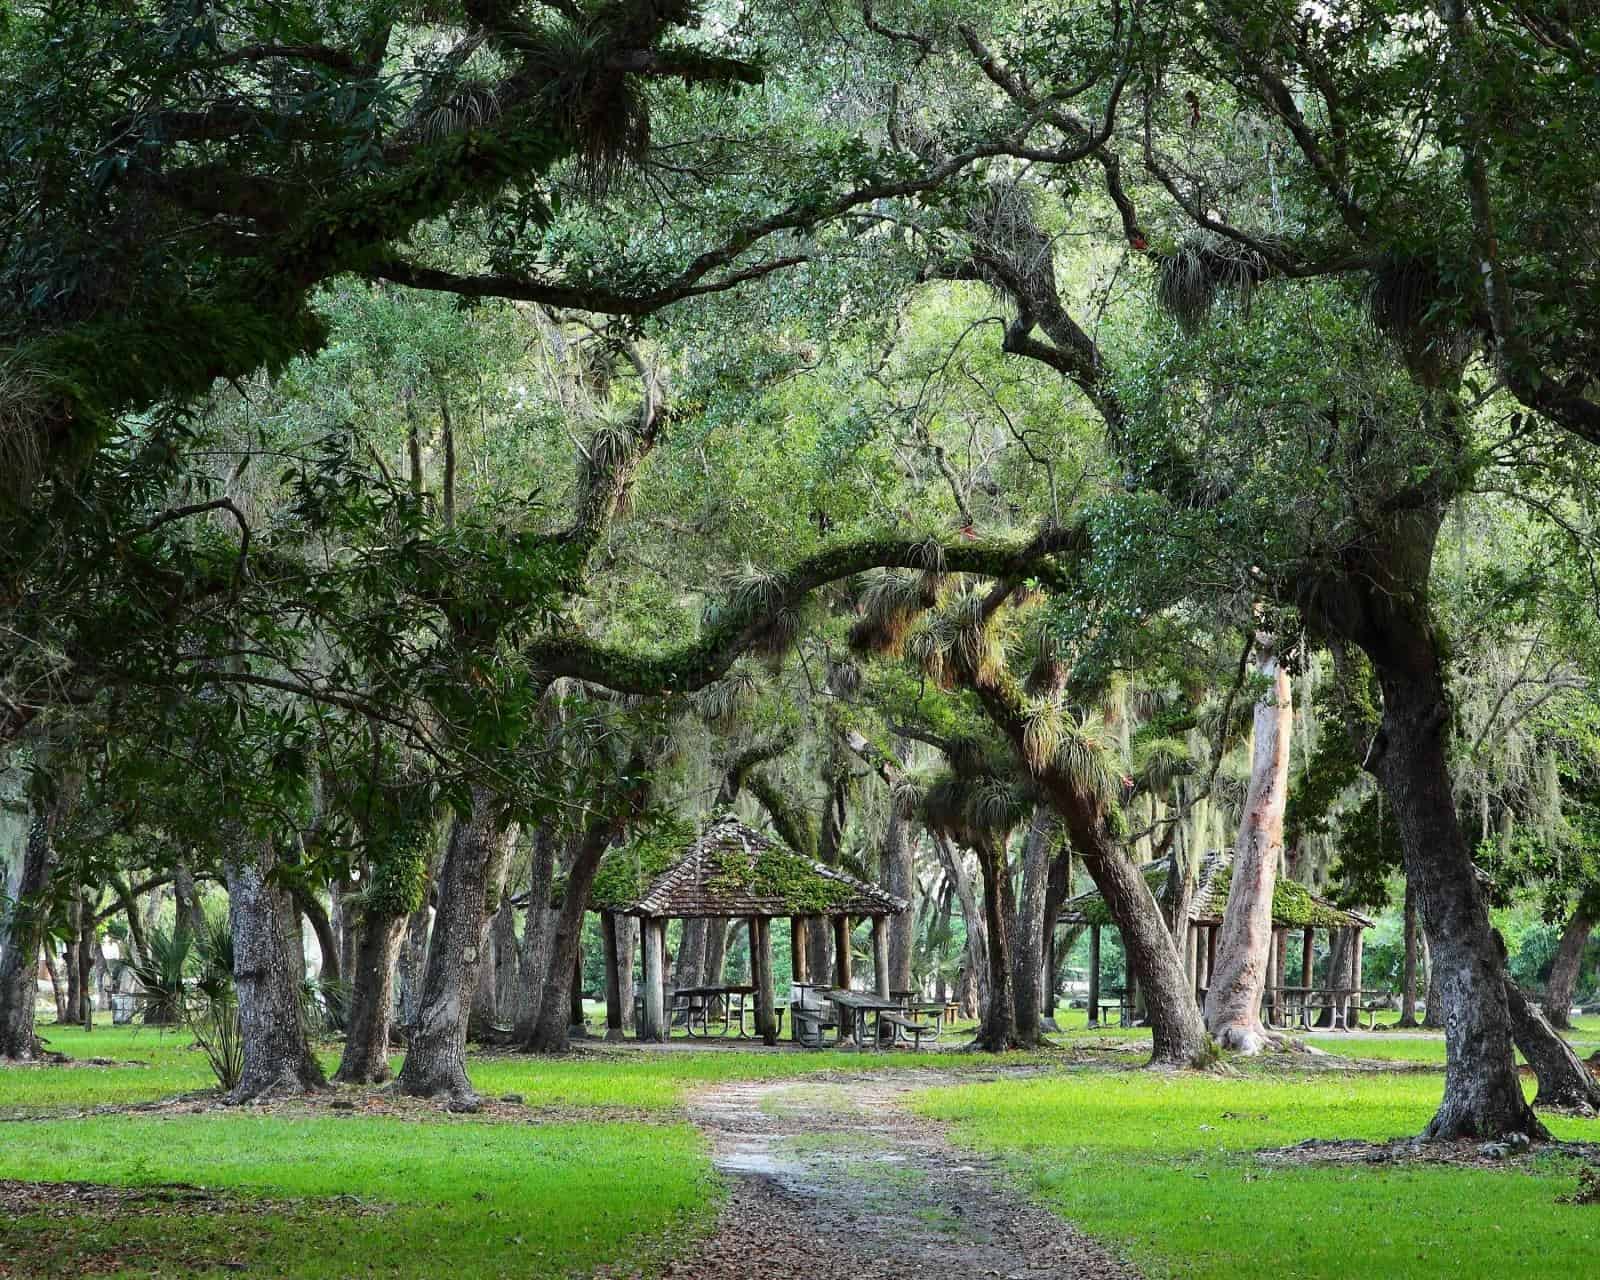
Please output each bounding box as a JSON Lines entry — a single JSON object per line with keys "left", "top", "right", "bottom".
{"left": 1059, "top": 852, "right": 1375, "bottom": 1026}
{"left": 591, "top": 815, "right": 906, "bottom": 1044}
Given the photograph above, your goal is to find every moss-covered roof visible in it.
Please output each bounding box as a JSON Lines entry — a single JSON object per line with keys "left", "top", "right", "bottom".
{"left": 1059, "top": 852, "right": 1372, "bottom": 930}
{"left": 591, "top": 814, "right": 907, "bottom": 919}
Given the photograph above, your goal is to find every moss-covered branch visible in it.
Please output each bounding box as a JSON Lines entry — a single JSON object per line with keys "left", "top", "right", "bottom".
{"left": 525, "top": 526, "right": 1086, "bottom": 694}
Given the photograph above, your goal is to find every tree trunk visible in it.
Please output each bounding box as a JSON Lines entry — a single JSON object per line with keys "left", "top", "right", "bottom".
{"left": 77, "top": 890, "right": 94, "bottom": 1030}
{"left": 333, "top": 912, "right": 406, "bottom": 1084}
{"left": 617, "top": 914, "right": 638, "bottom": 1032}
{"left": 1503, "top": 976, "right": 1600, "bottom": 1112}
{"left": 934, "top": 835, "right": 987, "bottom": 1018}
{"left": 1544, "top": 906, "right": 1593, "bottom": 1032}
{"left": 223, "top": 837, "right": 327, "bottom": 1102}
{"left": 527, "top": 811, "right": 634, "bottom": 1054}
{"left": 1422, "top": 933, "right": 1443, "bottom": 1028}
{"left": 294, "top": 887, "right": 340, "bottom": 997}
{"left": 395, "top": 790, "right": 516, "bottom": 1101}
{"left": 513, "top": 828, "right": 559, "bottom": 1042}
{"left": 673, "top": 917, "right": 707, "bottom": 996}
{"left": 1040, "top": 849, "right": 1073, "bottom": 1031}
{"left": 883, "top": 811, "right": 916, "bottom": 993}
{"left": 173, "top": 862, "right": 206, "bottom": 950}
{"left": 1373, "top": 664, "right": 1542, "bottom": 1140}
{"left": 467, "top": 898, "right": 503, "bottom": 1041}
{"left": 0, "top": 816, "right": 55, "bottom": 1059}
{"left": 1010, "top": 808, "right": 1057, "bottom": 1048}
{"left": 1205, "top": 644, "right": 1292, "bottom": 1054}
{"left": 395, "top": 898, "right": 431, "bottom": 1033}
{"left": 44, "top": 948, "right": 68, "bottom": 1024}
{"left": 703, "top": 919, "right": 729, "bottom": 988}
{"left": 973, "top": 836, "right": 1019, "bottom": 1051}
{"left": 1396, "top": 879, "right": 1421, "bottom": 1029}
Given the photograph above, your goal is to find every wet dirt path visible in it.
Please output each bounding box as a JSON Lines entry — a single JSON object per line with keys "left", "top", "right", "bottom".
{"left": 658, "top": 1072, "right": 1140, "bottom": 1279}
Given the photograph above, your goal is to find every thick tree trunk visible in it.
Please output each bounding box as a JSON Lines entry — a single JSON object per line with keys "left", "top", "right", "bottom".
{"left": 1544, "top": 907, "right": 1593, "bottom": 1032}
{"left": 934, "top": 835, "right": 987, "bottom": 1018}
{"left": 1011, "top": 808, "right": 1057, "bottom": 1048}
{"left": 674, "top": 917, "right": 707, "bottom": 995}
{"left": 513, "top": 829, "right": 560, "bottom": 1042}
{"left": 0, "top": 817, "right": 55, "bottom": 1059}
{"left": 1503, "top": 976, "right": 1600, "bottom": 1112}
{"left": 1205, "top": 645, "right": 1292, "bottom": 1054}
{"left": 1040, "top": 849, "right": 1073, "bottom": 1031}
{"left": 173, "top": 862, "right": 206, "bottom": 950}
{"left": 223, "top": 838, "right": 327, "bottom": 1102}
{"left": 973, "top": 837, "right": 1019, "bottom": 1051}
{"left": 395, "top": 899, "right": 431, "bottom": 1033}
{"left": 883, "top": 811, "right": 916, "bottom": 993}
{"left": 333, "top": 912, "right": 406, "bottom": 1084}
{"left": 1396, "top": 880, "right": 1421, "bottom": 1028}
{"left": 1373, "top": 666, "right": 1542, "bottom": 1140}
{"left": 395, "top": 791, "right": 516, "bottom": 1101}
{"left": 703, "top": 919, "right": 729, "bottom": 988}
{"left": 467, "top": 898, "right": 504, "bottom": 1041}
{"left": 527, "top": 793, "right": 642, "bottom": 1053}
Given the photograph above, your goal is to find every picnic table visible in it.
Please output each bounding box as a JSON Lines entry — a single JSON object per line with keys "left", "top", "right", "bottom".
{"left": 670, "top": 984, "right": 758, "bottom": 1038}
{"left": 820, "top": 989, "right": 902, "bottom": 1051}
{"left": 1264, "top": 986, "right": 1388, "bottom": 1030}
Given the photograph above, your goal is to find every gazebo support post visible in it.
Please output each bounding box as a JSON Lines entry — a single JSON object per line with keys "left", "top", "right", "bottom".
{"left": 1301, "top": 925, "right": 1314, "bottom": 991}
{"left": 1087, "top": 926, "right": 1101, "bottom": 1026}
{"left": 641, "top": 916, "right": 667, "bottom": 1042}
{"left": 1206, "top": 926, "right": 1218, "bottom": 987}
{"left": 791, "top": 917, "right": 808, "bottom": 984}
{"left": 833, "top": 915, "right": 852, "bottom": 990}
{"left": 872, "top": 916, "right": 890, "bottom": 999}
{"left": 751, "top": 916, "right": 777, "bottom": 1045}
{"left": 1351, "top": 927, "right": 1365, "bottom": 1026}
{"left": 602, "top": 911, "right": 624, "bottom": 1042}
{"left": 1274, "top": 929, "right": 1289, "bottom": 1027}
{"left": 1183, "top": 924, "right": 1198, "bottom": 995}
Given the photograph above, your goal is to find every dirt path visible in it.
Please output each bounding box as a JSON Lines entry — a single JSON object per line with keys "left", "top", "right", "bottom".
{"left": 652, "top": 1072, "right": 1139, "bottom": 1279}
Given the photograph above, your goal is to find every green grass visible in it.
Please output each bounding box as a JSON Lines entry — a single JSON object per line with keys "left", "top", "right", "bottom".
{"left": 3, "top": 1020, "right": 1065, "bottom": 1116}
{"left": 914, "top": 1070, "right": 1600, "bottom": 1280}
{"left": 0, "top": 1112, "right": 712, "bottom": 1278}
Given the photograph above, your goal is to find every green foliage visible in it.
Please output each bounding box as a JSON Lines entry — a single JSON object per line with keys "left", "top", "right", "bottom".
{"left": 588, "top": 813, "right": 698, "bottom": 909}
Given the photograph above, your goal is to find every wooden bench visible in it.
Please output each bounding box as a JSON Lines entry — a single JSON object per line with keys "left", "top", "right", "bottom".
{"left": 879, "top": 1011, "right": 935, "bottom": 1050}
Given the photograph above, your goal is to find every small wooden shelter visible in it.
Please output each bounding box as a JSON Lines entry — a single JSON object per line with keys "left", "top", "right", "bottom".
{"left": 590, "top": 814, "right": 907, "bottom": 1044}
{"left": 1058, "top": 852, "right": 1375, "bottom": 1025}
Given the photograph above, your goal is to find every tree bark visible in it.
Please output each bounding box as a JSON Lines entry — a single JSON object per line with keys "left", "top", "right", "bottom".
{"left": 333, "top": 911, "right": 406, "bottom": 1084}
{"left": 0, "top": 814, "right": 56, "bottom": 1059}
{"left": 1544, "top": 906, "right": 1593, "bottom": 1032}
{"left": 1396, "top": 879, "right": 1421, "bottom": 1028}
{"left": 1010, "top": 807, "right": 1057, "bottom": 1048}
{"left": 294, "top": 887, "right": 340, "bottom": 988}
{"left": 972, "top": 835, "right": 1020, "bottom": 1051}
{"left": 1503, "top": 975, "right": 1600, "bottom": 1112}
{"left": 395, "top": 790, "right": 516, "bottom": 1101}
{"left": 1373, "top": 664, "right": 1542, "bottom": 1139}
{"left": 513, "top": 828, "right": 559, "bottom": 1042}
{"left": 883, "top": 810, "right": 916, "bottom": 993}
{"left": 223, "top": 836, "right": 327, "bottom": 1101}
{"left": 1205, "top": 643, "right": 1293, "bottom": 1054}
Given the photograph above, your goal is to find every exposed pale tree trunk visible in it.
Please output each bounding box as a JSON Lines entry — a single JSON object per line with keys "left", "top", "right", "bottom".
{"left": 395, "top": 898, "right": 431, "bottom": 1032}
{"left": 1205, "top": 644, "right": 1293, "bottom": 1055}
{"left": 223, "top": 835, "right": 327, "bottom": 1102}
{"left": 934, "top": 836, "right": 986, "bottom": 1019}
{"left": 396, "top": 790, "right": 516, "bottom": 1101}
{"left": 44, "top": 949, "right": 68, "bottom": 1024}
{"left": 1544, "top": 906, "right": 1593, "bottom": 1032}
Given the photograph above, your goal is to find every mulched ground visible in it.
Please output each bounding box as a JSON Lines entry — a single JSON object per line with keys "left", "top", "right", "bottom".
{"left": 1259, "top": 1135, "right": 1600, "bottom": 1171}
{"left": 0, "top": 1178, "right": 384, "bottom": 1222}
{"left": 601, "top": 1069, "right": 1143, "bottom": 1280}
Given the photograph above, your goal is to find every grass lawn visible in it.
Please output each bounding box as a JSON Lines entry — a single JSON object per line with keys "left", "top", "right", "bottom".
{"left": 0, "top": 1112, "right": 712, "bottom": 1278}
{"left": 915, "top": 1069, "right": 1600, "bottom": 1280}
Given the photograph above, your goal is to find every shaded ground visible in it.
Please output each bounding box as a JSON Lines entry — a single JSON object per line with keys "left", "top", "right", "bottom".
{"left": 637, "top": 1070, "right": 1140, "bottom": 1280}
{"left": 1259, "top": 1135, "right": 1600, "bottom": 1170}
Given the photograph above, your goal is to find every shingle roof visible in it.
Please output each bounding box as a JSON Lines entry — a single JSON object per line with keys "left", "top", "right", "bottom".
{"left": 1058, "top": 851, "right": 1374, "bottom": 930}
{"left": 604, "top": 815, "right": 906, "bottom": 919}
